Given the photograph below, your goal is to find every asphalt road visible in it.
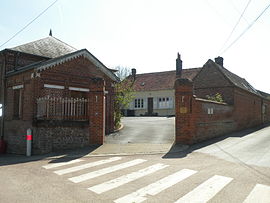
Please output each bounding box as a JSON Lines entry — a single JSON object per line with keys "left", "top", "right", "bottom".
{"left": 194, "top": 125, "right": 270, "bottom": 168}
{"left": 1, "top": 125, "right": 270, "bottom": 202}
{"left": 105, "top": 117, "right": 175, "bottom": 144}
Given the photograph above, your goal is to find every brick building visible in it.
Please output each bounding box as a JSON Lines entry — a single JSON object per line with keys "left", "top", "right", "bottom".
{"left": 175, "top": 56, "right": 270, "bottom": 144}
{"left": 0, "top": 35, "right": 118, "bottom": 154}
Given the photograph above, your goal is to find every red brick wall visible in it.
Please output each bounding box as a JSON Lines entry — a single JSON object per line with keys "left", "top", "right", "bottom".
{"left": 233, "top": 88, "right": 262, "bottom": 129}
{"left": 193, "top": 61, "right": 234, "bottom": 104}
{"left": 263, "top": 99, "right": 270, "bottom": 123}
{"left": 3, "top": 54, "right": 114, "bottom": 154}
{"left": 193, "top": 99, "right": 235, "bottom": 143}
{"left": 175, "top": 78, "right": 268, "bottom": 145}
{"left": 2, "top": 50, "right": 47, "bottom": 73}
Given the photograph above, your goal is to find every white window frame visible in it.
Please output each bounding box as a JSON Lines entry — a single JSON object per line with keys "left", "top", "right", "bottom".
{"left": 134, "top": 98, "right": 144, "bottom": 109}
{"left": 158, "top": 97, "right": 172, "bottom": 109}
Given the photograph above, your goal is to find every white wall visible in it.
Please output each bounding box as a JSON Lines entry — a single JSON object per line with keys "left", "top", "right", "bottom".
{"left": 125, "top": 90, "right": 175, "bottom": 116}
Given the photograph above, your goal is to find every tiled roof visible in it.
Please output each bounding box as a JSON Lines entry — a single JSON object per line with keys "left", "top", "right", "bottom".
{"left": 211, "top": 60, "right": 260, "bottom": 96}
{"left": 9, "top": 36, "right": 77, "bottom": 58}
{"left": 132, "top": 68, "right": 201, "bottom": 91}
{"left": 257, "top": 90, "right": 270, "bottom": 99}
{"left": 6, "top": 49, "right": 119, "bottom": 82}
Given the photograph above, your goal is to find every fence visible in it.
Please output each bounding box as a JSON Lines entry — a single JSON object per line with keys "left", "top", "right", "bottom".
{"left": 37, "top": 97, "right": 89, "bottom": 120}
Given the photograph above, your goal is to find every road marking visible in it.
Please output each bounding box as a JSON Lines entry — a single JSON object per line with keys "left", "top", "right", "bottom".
{"left": 42, "top": 159, "right": 84, "bottom": 169}
{"left": 69, "top": 159, "right": 147, "bottom": 183}
{"left": 114, "top": 169, "right": 197, "bottom": 203}
{"left": 243, "top": 184, "right": 270, "bottom": 203}
{"left": 54, "top": 157, "right": 122, "bottom": 175}
{"left": 89, "top": 163, "right": 169, "bottom": 194}
{"left": 174, "top": 175, "right": 233, "bottom": 203}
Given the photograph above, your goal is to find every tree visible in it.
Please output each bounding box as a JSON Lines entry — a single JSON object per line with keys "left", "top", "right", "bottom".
{"left": 206, "top": 93, "right": 224, "bottom": 103}
{"left": 113, "top": 66, "right": 134, "bottom": 129}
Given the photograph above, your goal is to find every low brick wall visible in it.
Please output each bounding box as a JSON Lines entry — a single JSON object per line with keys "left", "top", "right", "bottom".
{"left": 33, "top": 121, "right": 89, "bottom": 154}
{"left": 4, "top": 120, "right": 90, "bottom": 155}
{"left": 4, "top": 120, "right": 32, "bottom": 154}
{"left": 193, "top": 99, "right": 236, "bottom": 143}
{"left": 175, "top": 78, "right": 270, "bottom": 145}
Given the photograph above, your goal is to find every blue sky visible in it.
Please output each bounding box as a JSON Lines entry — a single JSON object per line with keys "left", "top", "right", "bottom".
{"left": 1, "top": 0, "right": 270, "bottom": 93}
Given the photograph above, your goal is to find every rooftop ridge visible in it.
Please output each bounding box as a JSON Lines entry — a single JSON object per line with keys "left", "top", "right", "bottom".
{"left": 49, "top": 36, "right": 78, "bottom": 51}
{"left": 9, "top": 36, "right": 77, "bottom": 58}
{"left": 136, "top": 67, "right": 201, "bottom": 75}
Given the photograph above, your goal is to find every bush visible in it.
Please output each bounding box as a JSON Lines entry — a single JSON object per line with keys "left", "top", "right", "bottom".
{"left": 206, "top": 93, "right": 224, "bottom": 103}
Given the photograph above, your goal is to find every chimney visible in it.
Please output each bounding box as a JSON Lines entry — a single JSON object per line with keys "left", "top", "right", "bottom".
{"left": 215, "top": 56, "right": 223, "bottom": 67}
{"left": 131, "top": 68, "right": 136, "bottom": 79}
{"left": 176, "top": 52, "right": 182, "bottom": 76}
{"left": 49, "top": 29, "right": 52, "bottom": 36}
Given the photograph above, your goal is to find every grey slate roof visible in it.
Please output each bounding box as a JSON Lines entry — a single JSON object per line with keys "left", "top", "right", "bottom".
{"left": 6, "top": 49, "right": 119, "bottom": 82}
{"left": 9, "top": 36, "right": 77, "bottom": 58}
{"left": 211, "top": 60, "right": 260, "bottom": 96}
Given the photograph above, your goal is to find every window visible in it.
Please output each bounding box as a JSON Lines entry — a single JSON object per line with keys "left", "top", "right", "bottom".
{"left": 158, "top": 97, "right": 172, "bottom": 109}
{"left": 13, "top": 89, "right": 22, "bottom": 119}
{"left": 134, "top": 98, "right": 144, "bottom": 109}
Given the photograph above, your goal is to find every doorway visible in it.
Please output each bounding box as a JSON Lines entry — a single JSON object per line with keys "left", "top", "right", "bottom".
{"left": 147, "top": 97, "right": 153, "bottom": 115}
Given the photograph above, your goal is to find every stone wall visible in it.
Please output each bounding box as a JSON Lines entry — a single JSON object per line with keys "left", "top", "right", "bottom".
{"left": 33, "top": 121, "right": 89, "bottom": 154}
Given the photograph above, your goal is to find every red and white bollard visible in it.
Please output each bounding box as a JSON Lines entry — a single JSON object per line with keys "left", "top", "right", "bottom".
{"left": 26, "top": 128, "right": 32, "bottom": 156}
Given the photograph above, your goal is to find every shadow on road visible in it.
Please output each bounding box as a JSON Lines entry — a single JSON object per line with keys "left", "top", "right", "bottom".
{"left": 162, "top": 125, "right": 268, "bottom": 159}
{"left": 0, "top": 145, "right": 101, "bottom": 167}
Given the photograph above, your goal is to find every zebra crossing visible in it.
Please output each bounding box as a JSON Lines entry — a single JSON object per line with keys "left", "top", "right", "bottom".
{"left": 42, "top": 157, "right": 270, "bottom": 203}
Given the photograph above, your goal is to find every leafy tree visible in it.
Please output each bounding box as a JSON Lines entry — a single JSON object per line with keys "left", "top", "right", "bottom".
{"left": 113, "top": 66, "right": 134, "bottom": 129}
{"left": 206, "top": 93, "right": 224, "bottom": 103}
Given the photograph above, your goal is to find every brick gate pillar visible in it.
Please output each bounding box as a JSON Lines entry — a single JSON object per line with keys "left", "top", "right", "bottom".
{"left": 89, "top": 78, "right": 105, "bottom": 145}
{"left": 174, "top": 78, "right": 196, "bottom": 144}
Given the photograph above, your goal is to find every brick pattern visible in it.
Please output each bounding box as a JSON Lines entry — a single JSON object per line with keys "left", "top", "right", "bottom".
{"left": 175, "top": 78, "right": 270, "bottom": 145}
{"left": 3, "top": 50, "right": 47, "bottom": 73}
{"left": 89, "top": 79, "right": 105, "bottom": 144}
{"left": 2, "top": 53, "right": 113, "bottom": 154}
{"left": 193, "top": 62, "right": 234, "bottom": 104}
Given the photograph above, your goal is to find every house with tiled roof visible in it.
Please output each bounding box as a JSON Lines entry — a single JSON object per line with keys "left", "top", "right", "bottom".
{"left": 0, "top": 33, "right": 118, "bottom": 154}
{"left": 125, "top": 54, "right": 270, "bottom": 118}
{"left": 124, "top": 54, "right": 201, "bottom": 116}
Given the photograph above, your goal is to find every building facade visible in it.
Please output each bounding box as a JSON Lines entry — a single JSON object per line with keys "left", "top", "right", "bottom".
{"left": 0, "top": 35, "right": 118, "bottom": 154}
{"left": 175, "top": 57, "right": 270, "bottom": 144}
{"left": 125, "top": 54, "right": 201, "bottom": 116}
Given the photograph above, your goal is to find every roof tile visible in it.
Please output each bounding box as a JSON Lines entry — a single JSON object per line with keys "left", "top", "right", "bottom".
{"left": 9, "top": 36, "right": 77, "bottom": 58}
{"left": 132, "top": 68, "right": 201, "bottom": 91}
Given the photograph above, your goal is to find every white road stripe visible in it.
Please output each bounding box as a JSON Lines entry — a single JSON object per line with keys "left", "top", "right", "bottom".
{"left": 243, "top": 184, "right": 270, "bottom": 203}
{"left": 42, "top": 159, "right": 84, "bottom": 169}
{"left": 174, "top": 175, "right": 233, "bottom": 203}
{"left": 54, "top": 157, "right": 122, "bottom": 175}
{"left": 89, "top": 163, "right": 169, "bottom": 194}
{"left": 69, "top": 159, "right": 147, "bottom": 183}
{"left": 114, "top": 169, "right": 197, "bottom": 203}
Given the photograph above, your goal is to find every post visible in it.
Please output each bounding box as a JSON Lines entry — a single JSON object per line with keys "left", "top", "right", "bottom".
{"left": 26, "top": 128, "right": 32, "bottom": 156}
{"left": 174, "top": 78, "right": 196, "bottom": 144}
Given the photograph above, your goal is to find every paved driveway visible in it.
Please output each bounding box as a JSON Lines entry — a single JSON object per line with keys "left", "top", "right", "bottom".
{"left": 105, "top": 117, "right": 175, "bottom": 144}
